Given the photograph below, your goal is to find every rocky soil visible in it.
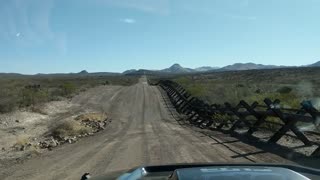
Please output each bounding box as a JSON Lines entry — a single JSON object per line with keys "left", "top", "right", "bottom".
{"left": 0, "top": 86, "right": 121, "bottom": 163}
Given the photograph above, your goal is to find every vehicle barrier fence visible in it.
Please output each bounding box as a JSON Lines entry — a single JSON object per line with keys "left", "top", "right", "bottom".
{"left": 158, "top": 80, "right": 320, "bottom": 157}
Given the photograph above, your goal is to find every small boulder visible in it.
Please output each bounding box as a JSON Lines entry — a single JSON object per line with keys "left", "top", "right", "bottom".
{"left": 98, "top": 123, "right": 105, "bottom": 130}
{"left": 49, "top": 139, "right": 58, "bottom": 147}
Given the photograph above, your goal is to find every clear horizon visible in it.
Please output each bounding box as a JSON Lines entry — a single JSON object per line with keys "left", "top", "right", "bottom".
{"left": 0, "top": 0, "right": 319, "bottom": 74}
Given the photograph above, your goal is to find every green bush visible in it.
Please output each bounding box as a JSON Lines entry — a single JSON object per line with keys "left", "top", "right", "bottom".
{"left": 175, "top": 77, "right": 191, "bottom": 85}
{"left": 187, "top": 84, "right": 206, "bottom": 97}
{"left": 20, "top": 88, "right": 49, "bottom": 107}
{"left": 0, "top": 98, "right": 17, "bottom": 113}
{"left": 60, "top": 82, "right": 76, "bottom": 97}
{"left": 244, "top": 92, "right": 301, "bottom": 109}
{"left": 212, "top": 113, "right": 233, "bottom": 124}
{"left": 263, "top": 117, "right": 283, "bottom": 131}
{"left": 277, "top": 86, "right": 293, "bottom": 94}
{"left": 104, "top": 80, "right": 110, "bottom": 85}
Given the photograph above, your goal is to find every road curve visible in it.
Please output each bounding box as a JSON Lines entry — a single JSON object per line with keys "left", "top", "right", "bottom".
{"left": 1, "top": 77, "right": 291, "bottom": 180}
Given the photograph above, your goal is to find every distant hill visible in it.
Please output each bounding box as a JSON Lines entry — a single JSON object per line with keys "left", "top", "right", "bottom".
{"left": 194, "top": 66, "right": 219, "bottom": 72}
{"left": 78, "top": 70, "right": 88, "bottom": 74}
{"left": 123, "top": 69, "right": 163, "bottom": 76}
{"left": 160, "top": 64, "right": 195, "bottom": 73}
{"left": 218, "top": 63, "right": 286, "bottom": 71}
{"left": 124, "top": 64, "right": 222, "bottom": 75}
{"left": 34, "top": 71, "right": 120, "bottom": 77}
{"left": 309, "top": 61, "right": 320, "bottom": 67}
{"left": 122, "top": 69, "right": 137, "bottom": 74}
{"left": 124, "top": 64, "right": 197, "bottom": 75}
{"left": 0, "top": 73, "right": 24, "bottom": 77}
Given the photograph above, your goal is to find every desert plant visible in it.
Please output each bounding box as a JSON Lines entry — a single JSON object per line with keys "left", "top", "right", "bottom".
{"left": 104, "top": 80, "right": 110, "bottom": 85}
{"left": 20, "top": 88, "right": 49, "bottom": 107}
{"left": 212, "top": 113, "right": 233, "bottom": 125}
{"left": 262, "top": 117, "right": 283, "bottom": 132}
{"left": 187, "top": 84, "right": 206, "bottom": 97}
{"left": 15, "top": 135, "right": 30, "bottom": 146}
{"left": 175, "top": 76, "right": 191, "bottom": 85}
{"left": 0, "top": 97, "right": 17, "bottom": 113}
{"left": 277, "top": 86, "right": 293, "bottom": 94}
{"left": 60, "top": 82, "right": 76, "bottom": 97}
{"left": 51, "top": 121, "right": 90, "bottom": 138}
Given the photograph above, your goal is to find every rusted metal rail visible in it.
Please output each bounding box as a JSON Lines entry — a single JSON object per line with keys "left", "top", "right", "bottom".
{"left": 158, "top": 80, "right": 320, "bottom": 157}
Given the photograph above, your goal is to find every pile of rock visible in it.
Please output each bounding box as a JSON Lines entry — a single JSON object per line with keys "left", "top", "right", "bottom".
{"left": 80, "top": 119, "right": 107, "bottom": 132}
{"left": 38, "top": 136, "right": 59, "bottom": 149}
{"left": 13, "top": 143, "right": 33, "bottom": 151}
{"left": 13, "top": 112, "right": 110, "bottom": 152}
{"left": 76, "top": 112, "right": 109, "bottom": 132}
{"left": 38, "top": 133, "right": 96, "bottom": 150}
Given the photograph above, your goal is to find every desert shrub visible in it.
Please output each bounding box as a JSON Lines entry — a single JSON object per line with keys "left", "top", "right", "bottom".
{"left": 15, "top": 135, "right": 30, "bottom": 146}
{"left": 175, "top": 76, "right": 191, "bottom": 85}
{"left": 277, "top": 86, "right": 293, "bottom": 94}
{"left": 236, "top": 84, "right": 245, "bottom": 88}
{"left": 14, "top": 135, "right": 31, "bottom": 151}
{"left": 255, "top": 89, "right": 262, "bottom": 94}
{"left": 48, "top": 88, "right": 64, "bottom": 101}
{"left": 263, "top": 117, "right": 283, "bottom": 131}
{"left": 0, "top": 97, "right": 17, "bottom": 113}
{"left": 187, "top": 84, "right": 206, "bottom": 97}
{"left": 20, "top": 88, "right": 49, "bottom": 107}
{"left": 51, "top": 121, "right": 90, "bottom": 137}
{"left": 244, "top": 92, "right": 301, "bottom": 109}
{"left": 60, "top": 82, "right": 76, "bottom": 97}
{"left": 104, "top": 80, "right": 110, "bottom": 85}
{"left": 212, "top": 113, "right": 233, "bottom": 124}
{"left": 75, "top": 113, "right": 107, "bottom": 122}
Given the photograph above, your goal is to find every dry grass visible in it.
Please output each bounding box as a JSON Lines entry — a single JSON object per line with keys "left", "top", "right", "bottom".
{"left": 75, "top": 112, "right": 107, "bottom": 122}
{"left": 51, "top": 120, "right": 90, "bottom": 137}
{"left": 13, "top": 135, "right": 31, "bottom": 151}
{"left": 15, "top": 135, "right": 30, "bottom": 146}
{"left": 30, "top": 106, "right": 49, "bottom": 115}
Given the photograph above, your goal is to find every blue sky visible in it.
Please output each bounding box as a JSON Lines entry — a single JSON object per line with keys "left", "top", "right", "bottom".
{"left": 0, "top": 0, "right": 319, "bottom": 74}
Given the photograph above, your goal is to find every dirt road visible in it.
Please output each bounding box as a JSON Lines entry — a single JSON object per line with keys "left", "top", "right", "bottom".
{"left": 1, "top": 77, "right": 292, "bottom": 179}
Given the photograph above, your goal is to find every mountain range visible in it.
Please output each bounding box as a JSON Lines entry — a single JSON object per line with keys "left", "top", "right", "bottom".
{"left": 1, "top": 61, "right": 319, "bottom": 76}
{"left": 123, "top": 61, "right": 320, "bottom": 75}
